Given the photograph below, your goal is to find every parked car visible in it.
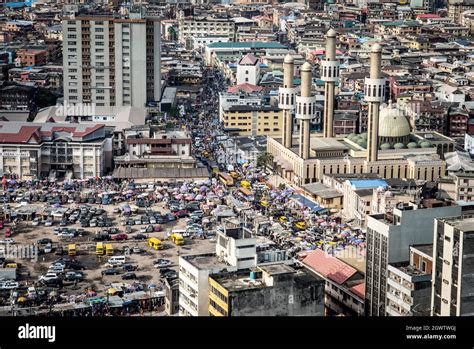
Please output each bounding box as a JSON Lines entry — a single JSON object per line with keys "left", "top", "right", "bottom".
{"left": 68, "top": 262, "right": 86, "bottom": 270}
{"left": 39, "top": 273, "right": 59, "bottom": 281}
{"left": 154, "top": 259, "right": 172, "bottom": 268}
{"left": 161, "top": 270, "right": 178, "bottom": 279}
{"left": 111, "top": 233, "right": 128, "bottom": 241}
{"left": 0, "top": 281, "right": 19, "bottom": 290}
{"left": 101, "top": 268, "right": 120, "bottom": 276}
{"left": 121, "top": 272, "right": 137, "bottom": 280}
{"left": 122, "top": 264, "right": 138, "bottom": 272}
{"left": 37, "top": 238, "right": 52, "bottom": 245}
{"left": 64, "top": 271, "right": 84, "bottom": 281}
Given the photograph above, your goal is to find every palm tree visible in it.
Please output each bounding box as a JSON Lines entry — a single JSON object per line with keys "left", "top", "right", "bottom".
{"left": 257, "top": 152, "right": 274, "bottom": 169}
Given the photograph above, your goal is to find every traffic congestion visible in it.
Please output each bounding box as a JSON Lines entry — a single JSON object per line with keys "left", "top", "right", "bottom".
{"left": 0, "top": 68, "right": 365, "bottom": 316}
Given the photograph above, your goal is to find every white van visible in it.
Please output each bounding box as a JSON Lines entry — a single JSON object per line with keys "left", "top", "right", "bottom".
{"left": 107, "top": 256, "right": 126, "bottom": 266}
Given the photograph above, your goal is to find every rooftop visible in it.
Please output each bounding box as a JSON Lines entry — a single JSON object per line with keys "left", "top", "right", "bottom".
{"left": 182, "top": 253, "right": 228, "bottom": 271}
{"left": 411, "top": 244, "right": 433, "bottom": 259}
{"left": 207, "top": 41, "right": 287, "bottom": 49}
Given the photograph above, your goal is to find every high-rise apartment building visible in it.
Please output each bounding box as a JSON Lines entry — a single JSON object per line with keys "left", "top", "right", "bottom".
{"left": 365, "top": 199, "right": 462, "bottom": 316}
{"left": 432, "top": 217, "right": 474, "bottom": 316}
{"left": 62, "top": 14, "right": 161, "bottom": 108}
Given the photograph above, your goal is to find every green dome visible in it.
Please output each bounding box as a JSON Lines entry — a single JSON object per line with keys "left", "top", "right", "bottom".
{"left": 420, "top": 141, "right": 432, "bottom": 148}
{"left": 348, "top": 133, "right": 357, "bottom": 140}
{"left": 417, "top": 139, "right": 425, "bottom": 145}
{"left": 357, "top": 139, "right": 367, "bottom": 148}
{"left": 360, "top": 132, "right": 368, "bottom": 139}
{"left": 394, "top": 143, "right": 406, "bottom": 149}
{"left": 407, "top": 142, "right": 418, "bottom": 149}
{"left": 380, "top": 143, "right": 392, "bottom": 150}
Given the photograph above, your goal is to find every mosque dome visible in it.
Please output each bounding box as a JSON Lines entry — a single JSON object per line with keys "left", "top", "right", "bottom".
{"left": 407, "top": 142, "right": 418, "bottom": 149}
{"left": 378, "top": 101, "right": 411, "bottom": 147}
{"left": 360, "top": 132, "right": 368, "bottom": 140}
{"left": 357, "top": 139, "right": 367, "bottom": 148}
{"left": 420, "top": 141, "right": 432, "bottom": 148}
{"left": 379, "top": 101, "right": 411, "bottom": 139}
{"left": 394, "top": 143, "right": 406, "bottom": 149}
{"left": 380, "top": 143, "right": 392, "bottom": 150}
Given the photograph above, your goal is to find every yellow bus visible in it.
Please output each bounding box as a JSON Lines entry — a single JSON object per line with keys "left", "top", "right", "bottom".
{"left": 68, "top": 244, "right": 76, "bottom": 256}
{"left": 148, "top": 237, "right": 163, "bottom": 250}
{"left": 240, "top": 180, "right": 251, "bottom": 189}
{"left": 105, "top": 244, "right": 114, "bottom": 256}
{"left": 218, "top": 172, "right": 234, "bottom": 186}
{"left": 96, "top": 242, "right": 104, "bottom": 255}
{"left": 170, "top": 233, "right": 184, "bottom": 246}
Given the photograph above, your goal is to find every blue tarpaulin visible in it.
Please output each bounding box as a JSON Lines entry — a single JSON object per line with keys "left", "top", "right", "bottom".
{"left": 290, "top": 193, "right": 327, "bottom": 213}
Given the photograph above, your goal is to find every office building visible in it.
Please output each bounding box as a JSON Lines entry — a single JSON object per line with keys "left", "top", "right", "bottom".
{"left": 365, "top": 199, "right": 462, "bottom": 316}
{"left": 432, "top": 217, "right": 474, "bottom": 316}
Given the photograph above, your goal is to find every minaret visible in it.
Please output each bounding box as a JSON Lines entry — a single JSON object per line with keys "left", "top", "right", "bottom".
{"left": 365, "top": 44, "right": 385, "bottom": 162}
{"left": 279, "top": 54, "right": 297, "bottom": 148}
{"left": 321, "top": 29, "right": 339, "bottom": 138}
{"left": 296, "top": 62, "right": 316, "bottom": 160}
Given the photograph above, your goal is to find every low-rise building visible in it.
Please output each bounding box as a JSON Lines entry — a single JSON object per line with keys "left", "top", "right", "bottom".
{"left": 0, "top": 122, "right": 112, "bottom": 179}
{"left": 386, "top": 244, "right": 433, "bottom": 316}
{"left": 302, "top": 249, "right": 365, "bottom": 316}
{"left": 208, "top": 264, "right": 324, "bottom": 316}
{"left": 222, "top": 104, "right": 282, "bottom": 137}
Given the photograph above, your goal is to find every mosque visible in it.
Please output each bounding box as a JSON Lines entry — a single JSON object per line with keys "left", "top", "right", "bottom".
{"left": 267, "top": 29, "right": 454, "bottom": 185}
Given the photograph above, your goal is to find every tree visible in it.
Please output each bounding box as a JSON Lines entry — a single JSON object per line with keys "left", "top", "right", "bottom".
{"left": 256, "top": 152, "right": 274, "bottom": 169}
{"left": 167, "top": 27, "right": 177, "bottom": 41}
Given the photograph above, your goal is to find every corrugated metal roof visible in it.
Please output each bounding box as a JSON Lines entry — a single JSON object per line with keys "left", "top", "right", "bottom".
{"left": 302, "top": 249, "right": 357, "bottom": 285}
{"left": 348, "top": 179, "right": 388, "bottom": 189}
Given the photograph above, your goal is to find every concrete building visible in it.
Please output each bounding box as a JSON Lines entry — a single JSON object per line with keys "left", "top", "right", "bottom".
{"left": 302, "top": 249, "right": 365, "bottom": 316}
{"left": 438, "top": 151, "right": 474, "bottom": 202}
{"left": 178, "top": 14, "right": 235, "bottom": 49}
{"left": 62, "top": 14, "right": 162, "bottom": 108}
{"left": 221, "top": 105, "right": 283, "bottom": 137}
{"left": 164, "top": 277, "right": 180, "bottom": 316}
{"left": 208, "top": 264, "right": 324, "bottom": 316}
{"left": 236, "top": 53, "right": 260, "bottom": 85}
{"left": 178, "top": 223, "right": 256, "bottom": 316}
{"left": 386, "top": 245, "right": 433, "bottom": 316}
{"left": 114, "top": 128, "right": 195, "bottom": 170}
{"left": 0, "top": 122, "right": 112, "bottom": 180}
{"left": 218, "top": 90, "right": 261, "bottom": 122}
{"left": 432, "top": 217, "right": 474, "bottom": 316}
{"left": 15, "top": 49, "right": 47, "bottom": 67}
{"left": 365, "top": 199, "right": 462, "bottom": 316}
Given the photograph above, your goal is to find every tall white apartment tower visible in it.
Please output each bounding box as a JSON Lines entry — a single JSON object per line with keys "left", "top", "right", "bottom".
{"left": 62, "top": 14, "right": 162, "bottom": 108}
